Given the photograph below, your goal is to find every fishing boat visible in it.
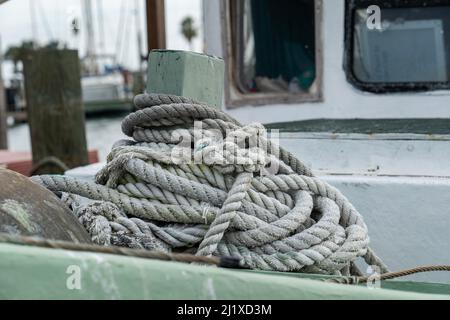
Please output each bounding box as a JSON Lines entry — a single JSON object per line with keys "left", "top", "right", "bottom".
{"left": 81, "top": 64, "right": 134, "bottom": 114}
{"left": 1, "top": 0, "right": 450, "bottom": 300}
{"left": 79, "top": 0, "right": 136, "bottom": 114}
{"left": 1, "top": 0, "right": 140, "bottom": 119}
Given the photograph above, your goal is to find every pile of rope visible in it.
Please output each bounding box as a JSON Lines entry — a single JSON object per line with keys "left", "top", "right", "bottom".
{"left": 32, "top": 93, "right": 388, "bottom": 276}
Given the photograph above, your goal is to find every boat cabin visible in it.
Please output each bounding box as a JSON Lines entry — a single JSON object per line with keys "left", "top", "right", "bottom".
{"left": 202, "top": 0, "right": 450, "bottom": 283}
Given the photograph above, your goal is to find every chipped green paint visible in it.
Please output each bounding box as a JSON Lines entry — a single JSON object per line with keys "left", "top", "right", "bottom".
{"left": 0, "top": 199, "right": 39, "bottom": 233}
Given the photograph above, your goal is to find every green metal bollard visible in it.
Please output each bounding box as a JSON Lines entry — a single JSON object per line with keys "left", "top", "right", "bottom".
{"left": 146, "top": 50, "right": 225, "bottom": 109}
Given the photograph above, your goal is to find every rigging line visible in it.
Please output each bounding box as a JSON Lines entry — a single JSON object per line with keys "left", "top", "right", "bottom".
{"left": 36, "top": 1, "right": 54, "bottom": 41}
{"left": 29, "top": 0, "right": 39, "bottom": 42}
{"left": 115, "top": 0, "right": 127, "bottom": 65}
{"left": 56, "top": 1, "right": 62, "bottom": 45}
{"left": 120, "top": 2, "right": 132, "bottom": 66}
{"left": 97, "top": 0, "right": 106, "bottom": 55}
{"left": 82, "top": 0, "right": 95, "bottom": 54}
{"left": 134, "top": 0, "right": 144, "bottom": 70}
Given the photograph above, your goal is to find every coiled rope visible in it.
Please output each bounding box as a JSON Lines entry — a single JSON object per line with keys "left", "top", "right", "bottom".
{"left": 32, "top": 93, "right": 389, "bottom": 276}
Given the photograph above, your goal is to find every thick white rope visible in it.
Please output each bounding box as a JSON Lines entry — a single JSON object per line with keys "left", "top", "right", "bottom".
{"left": 31, "top": 93, "right": 388, "bottom": 275}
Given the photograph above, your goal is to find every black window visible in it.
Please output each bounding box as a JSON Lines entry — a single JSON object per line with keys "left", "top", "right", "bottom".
{"left": 345, "top": 0, "right": 450, "bottom": 93}
{"left": 230, "top": 0, "right": 317, "bottom": 95}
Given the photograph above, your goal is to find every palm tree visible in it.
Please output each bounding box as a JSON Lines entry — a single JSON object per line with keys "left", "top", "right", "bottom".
{"left": 5, "top": 40, "right": 67, "bottom": 73}
{"left": 4, "top": 41, "right": 38, "bottom": 73}
{"left": 181, "top": 16, "right": 198, "bottom": 51}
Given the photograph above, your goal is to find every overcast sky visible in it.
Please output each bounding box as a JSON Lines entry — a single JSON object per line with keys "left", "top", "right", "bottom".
{"left": 0, "top": 0, "right": 203, "bottom": 80}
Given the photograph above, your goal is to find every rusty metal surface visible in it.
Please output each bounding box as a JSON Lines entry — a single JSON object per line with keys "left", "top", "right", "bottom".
{"left": 0, "top": 168, "right": 91, "bottom": 243}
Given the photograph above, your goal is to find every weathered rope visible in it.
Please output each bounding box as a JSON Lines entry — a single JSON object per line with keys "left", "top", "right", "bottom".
{"left": 327, "top": 265, "right": 450, "bottom": 284}
{"left": 32, "top": 93, "right": 388, "bottom": 276}
{"left": 30, "top": 156, "right": 69, "bottom": 175}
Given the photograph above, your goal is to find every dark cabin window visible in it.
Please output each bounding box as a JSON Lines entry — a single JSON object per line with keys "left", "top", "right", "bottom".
{"left": 231, "top": 0, "right": 316, "bottom": 94}
{"left": 346, "top": 0, "right": 450, "bottom": 92}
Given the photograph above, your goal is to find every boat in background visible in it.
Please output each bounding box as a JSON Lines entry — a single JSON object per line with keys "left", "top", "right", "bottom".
{"left": 81, "top": 64, "right": 134, "bottom": 115}
{"left": 79, "top": 0, "right": 139, "bottom": 115}
{"left": 2, "top": 0, "right": 144, "bottom": 123}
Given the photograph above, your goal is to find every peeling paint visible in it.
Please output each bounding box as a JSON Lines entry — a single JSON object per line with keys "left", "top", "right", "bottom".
{"left": 204, "top": 278, "right": 217, "bottom": 300}
{"left": 133, "top": 259, "right": 151, "bottom": 299}
{"left": 86, "top": 253, "right": 121, "bottom": 299}
{"left": 1, "top": 199, "right": 40, "bottom": 233}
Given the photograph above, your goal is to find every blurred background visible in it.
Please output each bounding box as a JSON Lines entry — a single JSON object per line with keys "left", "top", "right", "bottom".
{"left": 0, "top": 0, "right": 203, "bottom": 161}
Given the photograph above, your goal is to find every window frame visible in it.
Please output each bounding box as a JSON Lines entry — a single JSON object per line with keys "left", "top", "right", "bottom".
{"left": 220, "top": 0, "right": 324, "bottom": 108}
{"left": 344, "top": 0, "right": 450, "bottom": 93}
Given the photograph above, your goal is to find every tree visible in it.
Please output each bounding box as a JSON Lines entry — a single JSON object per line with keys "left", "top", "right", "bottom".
{"left": 4, "top": 41, "right": 38, "bottom": 73}
{"left": 181, "top": 16, "right": 198, "bottom": 51}
{"left": 4, "top": 40, "right": 67, "bottom": 73}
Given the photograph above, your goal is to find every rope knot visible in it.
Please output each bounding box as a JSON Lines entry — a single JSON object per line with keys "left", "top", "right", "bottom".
{"left": 193, "top": 123, "right": 270, "bottom": 174}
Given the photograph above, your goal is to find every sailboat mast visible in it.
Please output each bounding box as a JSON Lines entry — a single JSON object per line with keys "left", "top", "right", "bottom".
{"left": 97, "top": 0, "right": 106, "bottom": 55}
{"left": 135, "top": 0, "right": 143, "bottom": 73}
{"left": 29, "top": 0, "right": 39, "bottom": 43}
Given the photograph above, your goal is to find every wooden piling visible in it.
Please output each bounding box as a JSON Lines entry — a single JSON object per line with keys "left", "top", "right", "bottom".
{"left": 146, "top": 0, "right": 166, "bottom": 51}
{"left": 22, "top": 49, "right": 89, "bottom": 174}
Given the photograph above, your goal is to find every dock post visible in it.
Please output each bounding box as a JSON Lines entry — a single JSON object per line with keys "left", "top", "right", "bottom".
{"left": 146, "top": 50, "right": 225, "bottom": 109}
{"left": 23, "top": 49, "right": 89, "bottom": 174}
{"left": 146, "top": 0, "right": 166, "bottom": 51}
{"left": 0, "top": 36, "right": 8, "bottom": 149}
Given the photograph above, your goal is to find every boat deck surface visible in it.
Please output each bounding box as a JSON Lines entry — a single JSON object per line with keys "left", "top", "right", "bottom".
{"left": 1, "top": 243, "right": 448, "bottom": 300}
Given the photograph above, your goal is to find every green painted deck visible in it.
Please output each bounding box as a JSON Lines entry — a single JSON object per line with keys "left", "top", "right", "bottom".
{"left": 0, "top": 243, "right": 449, "bottom": 300}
